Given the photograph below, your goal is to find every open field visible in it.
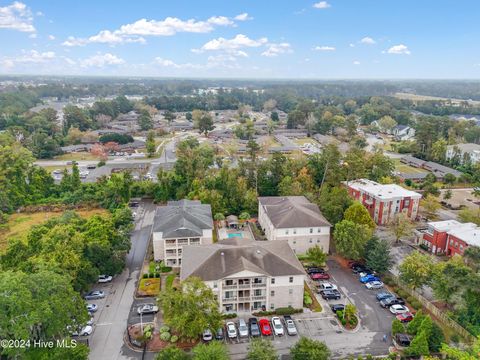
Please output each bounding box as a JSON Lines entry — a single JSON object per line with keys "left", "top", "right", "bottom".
{"left": 294, "top": 137, "right": 317, "bottom": 146}
{"left": 0, "top": 208, "right": 108, "bottom": 250}
{"left": 394, "top": 92, "right": 480, "bottom": 106}
{"left": 393, "top": 158, "right": 429, "bottom": 174}
{"left": 54, "top": 152, "right": 101, "bottom": 161}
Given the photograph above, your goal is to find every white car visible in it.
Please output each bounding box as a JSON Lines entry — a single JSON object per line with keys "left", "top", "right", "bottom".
{"left": 137, "top": 304, "right": 159, "bottom": 315}
{"left": 202, "top": 329, "right": 213, "bottom": 342}
{"left": 86, "top": 303, "right": 98, "bottom": 313}
{"left": 72, "top": 325, "right": 93, "bottom": 336}
{"left": 318, "top": 282, "right": 338, "bottom": 291}
{"left": 98, "top": 275, "right": 112, "bottom": 283}
{"left": 389, "top": 304, "right": 409, "bottom": 315}
{"left": 365, "top": 281, "right": 384, "bottom": 290}
{"left": 226, "top": 322, "right": 237, "bottom": 339}
{"left": 271, "top": 317, "right": 284, "bottom": 336}
{"left": 52, "top": 169, "right": 62, "bottom": 175}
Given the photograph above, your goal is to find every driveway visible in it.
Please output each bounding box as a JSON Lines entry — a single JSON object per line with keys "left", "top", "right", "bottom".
{"left": 88, "top": 200, "right": 155, "bottom": 360}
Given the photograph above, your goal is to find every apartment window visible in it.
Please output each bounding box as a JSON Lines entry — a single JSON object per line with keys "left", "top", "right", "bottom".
{"left": 317, "top": 239, "right": 320, "bottom": 243}
{"left": 460, "top": 245, "right": 464, "bottom": 251}
{"left": 213, "top": 282, "right": 218, "bottom": 288}
{"left": 309, "top": 239, "right": 312, "bottom": 243}
{"left": 271, "top": 290, "right": 275, "bottom": 297}
{"left": 285, "top": 230, "right": 289, "bottom": 235}
{"left": 310, "top": 228, "right": 313, "bottom": 234}
{"left": 289, "top": 277, "right": 293, "bottom": 283}
{"left": 270, "top": 303, "right": 274, "bottom": 310}
{"left": 293, "top": 229, "right": 297, "bottom": 234}
{"left": 254, "top": 289, "right": 262, "bottom": 296}
{"left": 271, "top": 278, "right": 275, "bottom": 284}
{"left": 317, "top": 228, "right": 321, "bottom": 233}
{"left": 225, "top": 279, "right": 233, "bottom": 286}
{"left": 289, "top": 289, "right": 293, "bottom": 295}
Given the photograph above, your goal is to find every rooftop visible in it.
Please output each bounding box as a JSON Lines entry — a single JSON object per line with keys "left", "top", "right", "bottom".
{"left": 258, "top": 196, "right": 331, "bottom": 229}
{"left": 427, "top": 220, "right": 475, "bottom": 232}
{"left": 345, "top": 179, "right": 422, "bottom": 199}
{"left": 180, "top": 238, "right": 306, "bottom": 281}
{"left": 447, "top": 143, "right": 480, "bottom": 152}
{"left": 448, "top": 226, "right": 480, "bottom": 247}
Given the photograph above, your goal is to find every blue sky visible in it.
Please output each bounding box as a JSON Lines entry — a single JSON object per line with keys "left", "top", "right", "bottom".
{"left": 1, "top": 0, "right": 479, "bottom": 78}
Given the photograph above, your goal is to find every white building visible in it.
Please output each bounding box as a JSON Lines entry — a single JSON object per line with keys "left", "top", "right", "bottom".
{"left": 152, "top": 200, "right": 213, "bottom": 266}
{"left": 258, "top": 196, "right": 331, "bottom": 254}
{"left": 392, "top": 125, "right": 416, "bottom": 141}
{"left": 180, "top": 238, "right": 306, "bottom": 313}
{"left": 446, "top": 143, "right": 480, "bottom": 164}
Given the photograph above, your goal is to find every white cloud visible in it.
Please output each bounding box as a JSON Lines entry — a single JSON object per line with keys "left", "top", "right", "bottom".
{"left": 387, "top": 44, "right": 411, "bottom": 55}
{"left": 194, "top": 34, "right": 268, "bottom": 55}
{"left": 313, "top": 45, "right": 335, "bottom": 51}
{"left": 62, "top": 15, "right": 239, "bottom": 47}
{"left": 0, "top": 50, "right": 55, "bottom": 68}
{"left": 80, "top": 53, "right": 125, "bottom": 67}
{"left": 48, "top": 34, "right": 55, "bottom": 40}
{"left": 353, "top": 60, "right": 360, "bottom": 65}
{"left": 261, "top": 42, "right": 292, "bottom": 57}
{"left": 349, "top": 43, "right": 355, "bottom": 48}
{"left": 234, "top": 13, "right": 253, "bottom": 21}
{"left": 360, "top": 36, "right": 376, "bottom": 45}
{"left": 0, "top": 1, "right": 35, "bottom": 32}
{"left": 313, "top": 1, "right": 331, "bottom": 9}
{"left": 28, "top": 33, "right": 36, "bottom": 38}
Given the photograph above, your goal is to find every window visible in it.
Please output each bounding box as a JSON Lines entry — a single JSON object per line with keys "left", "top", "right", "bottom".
{"left": 271, "top": 278, "right": 275, "bottom": 284}
{"left": 213, "top": 282, "right": 217, "bottom": 288}
{"left": 310, "top": 228, "right": 313, "bottom": 233}
{"left": 270, "top": 303, "right": 274, "bottom": 310}
{"left": 293, "top": 229, "right": 297, "bottom": 234}
{"left": 293, "top": 240, "right": 296, "bottom": 244}
{"left": 226, "top": 279, "right": 233, "bottom": 286}
{"left": 317, "top": 228, "right": 321, "bottom": 233}
{"left": 289, "top": 289, "right": 293, "bottom": 294}
{"left": 289, "top": 277, "right": 293, "bottom": 283}
{"left": 271, "top": 290, "right": 275, "bottom": 296}
{"left": 285, "top": 230, "right": 289, "bottom": 235}
{"left": 317, "top": 239, "right": 320, "bottom": 243}
{"left": 254, "top": 289, "right": 262, "bottom": 296}
{"left": 309, "top": 239, "right": 312, "bottom": 243}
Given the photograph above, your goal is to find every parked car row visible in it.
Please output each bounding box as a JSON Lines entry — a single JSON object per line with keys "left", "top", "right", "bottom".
{"left": 204, "top": 316, "right": 298, "bottom": 342}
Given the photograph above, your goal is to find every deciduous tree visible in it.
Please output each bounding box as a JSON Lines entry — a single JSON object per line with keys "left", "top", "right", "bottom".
{"left": 399, "top": 251, "right": 434, "bottom": 290}
{"left": 290, "top": 337, "right": 331, "bottom": 360}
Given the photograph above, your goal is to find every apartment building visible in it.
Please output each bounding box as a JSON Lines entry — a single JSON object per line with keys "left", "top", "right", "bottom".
{"left": 152, "top": 199, "right": 213, "bottom": 266}
{"left": 180, "top": 238, "right": 306, "bottom": 313}
{"left": 344, "top": 179, "right": 422, "bottom": 225}
{"left": 258, "top": 196, "right": 331, "bottom": 254}
{"left": 446, "top": 143, "right": 480, "bottom": 165}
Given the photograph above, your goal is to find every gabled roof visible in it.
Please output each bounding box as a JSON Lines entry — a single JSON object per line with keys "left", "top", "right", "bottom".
{"left": 180, "top": 239, "right": 306, "bottom": 281}
{"left": 153, "top": 199, "right": 213, "bottom": 238}
{"left": 258, "top": 196, "right": 331, "bottom": 229}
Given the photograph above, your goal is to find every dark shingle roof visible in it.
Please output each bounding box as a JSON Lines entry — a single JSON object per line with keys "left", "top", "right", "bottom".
{"left": 258, "top": 196, "right": 331, "bottom": 229}
{"left": 153, "top": 200, "right": 213, "bottom": 238}
{"left": 180, "top": 239, "right": 306, "bottom": 281}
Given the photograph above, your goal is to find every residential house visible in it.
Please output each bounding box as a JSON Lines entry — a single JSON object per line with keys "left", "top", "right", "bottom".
{"left": 446, "top": 143, "right": 480, "bottom": 165}
{"left": 392, "top": 125, "right": 416, "bottom": 141}
{"left": 344, "top": 179, "right": 421, "bottom": 225}
{"left": 180, "top": 238, "right": 306, "bottom": 313}
{"left": 258, "top": 196, "right": 331, "bottom": 254}
{"left": 152, "top": 200, "right": 213, "bottom": 266}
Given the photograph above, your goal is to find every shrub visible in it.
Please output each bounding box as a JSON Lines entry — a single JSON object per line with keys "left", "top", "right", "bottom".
{"left": 397, "top": 289, "right": 408, "bottom": 299}
{"left": 161, "top": 266, "right": 172, "bottom": 273}
{"left": 275, "top": 307, "right": 303, "bottom": 315}
{"left": 155, "top": 273, "right": 160, "bottom": 278}
{"left": 160, "top": 325, "right": 170, "bottom": 333}
{"left": 410, "top": 299, "right": 422, "bottom": 310}
{"left": 222, "top": 313, "right": 237, "bottom": 319}
{"left": 303, "top": 293, "right": 313, "bottom": 306}
{"left": 142, "top": 273, "right": 148, "bottom": 279}
{"left": 97, "top": 160, "right": 106, "bottom": 167}
{"left": 170, "top": 335, "right": 178, "bottom": 343}
{"left": 160, "top": 332, "right": 171, "bottom": 341}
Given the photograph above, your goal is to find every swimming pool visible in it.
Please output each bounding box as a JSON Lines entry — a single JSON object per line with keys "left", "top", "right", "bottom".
{"left": 228, "top": 233, "right": 242, "bottom": 238}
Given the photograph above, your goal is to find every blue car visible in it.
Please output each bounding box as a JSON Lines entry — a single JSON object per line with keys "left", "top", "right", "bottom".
{"left": 376, "top": 292, "right": 394, "bottom": 301}
{"left": 360, "top": 274, "right": 380, "bottom": 283}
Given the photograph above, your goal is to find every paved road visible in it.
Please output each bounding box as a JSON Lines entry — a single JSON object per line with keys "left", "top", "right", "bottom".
{"left": 88, "top": 201, "right": 155, "bottom": 360}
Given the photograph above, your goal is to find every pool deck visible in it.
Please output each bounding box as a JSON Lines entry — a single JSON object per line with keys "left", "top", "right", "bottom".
{"left": 218, "top": 227, "right": 254, "bottom": 241}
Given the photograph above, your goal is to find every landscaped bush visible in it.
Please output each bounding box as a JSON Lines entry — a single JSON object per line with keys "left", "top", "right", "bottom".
{"left": 170, "top": 335, "right": 178, "bottom": 343}
{"left": 406, "top": 296, "right": 416, "bottom": 305}
{"left": 160, "top": 331, "right": 171, "bottom": 341}
{"left": 410, "top": 299, "right": 422, "bottom": 310}
{"left": 275, "top": 307, "right": 303, "bottom": 315}
{"left": 161, "top": 266, "right": 172, "bottom": 273}
{"left": 155, "top": 273, "right": 160, "bottom": 278}
{"left": 303, "top": 292, "right": 313, "bottom": 306}
{"left": 397, "top": 289, "right": 408, "bottom": 299}
{"left": 222, "top": 313, "right": 237, "bottom": 319}
{"left": 159, "top": 325, "right": 170, "bottom": 333}
{"left": 142, "top": 273, "right": 149, "bottom": 279}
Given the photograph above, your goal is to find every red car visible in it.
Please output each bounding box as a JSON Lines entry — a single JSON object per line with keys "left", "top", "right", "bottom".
{"left": 396, "top": 312, "right": 414, "bottom": 323}
{"left": 259, "top": 318, "right": 272, "bottom": 336}
{"left": 310, "top": 273, "right": 330, "bottom": 280}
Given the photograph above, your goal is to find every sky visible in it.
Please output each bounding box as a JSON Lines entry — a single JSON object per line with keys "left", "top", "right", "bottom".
{"left": 1, "top": 0, "right": 480, "bottom": 79}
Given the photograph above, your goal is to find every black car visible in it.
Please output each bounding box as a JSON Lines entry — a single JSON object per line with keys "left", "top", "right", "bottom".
{"left": 248, "top": 318, "right": 261, "bottom": 337}
{"left": 380, "top": 297, "right": 406, "bottom": 308}
{"left": 306, "top": 267, "right": 325, "bottom": 274}
{"left": 320, "top": 290, "right": 341, "bottom": 300}
{"left": 283, "top": 315, "right": 292, "bottom": 322}
{"left": 331, "top": 304, "right": 345, "bottom": 313}
{"left": 215, "top": 327, "right": 224, "bottom": 340}
{"left": 351, "top": 265, "right": 366, "bottom": 274}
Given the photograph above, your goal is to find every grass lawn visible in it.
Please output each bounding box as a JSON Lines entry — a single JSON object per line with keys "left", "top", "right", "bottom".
{"left": 304, "top": 282, "right": 322, "bottom": 312}
{"left": 42, "top": 165, "right": 71, "bottom": 173}
{"left": 54, "top": 152, "right": 101, "bottom": 161}
{"left": 0, "top": 209, "right": 108, "bottom": 251}
{"left": 165, "top": 274, "right": 176, "bottom": 289}
{"left": 393, "top": 159, "right": 429, "bottom": 174}
{"left": 138, "top": 278, "right": 161, "bottom": 297}
{"left": 294, "top": 138, "right": 316, "bottom": 146}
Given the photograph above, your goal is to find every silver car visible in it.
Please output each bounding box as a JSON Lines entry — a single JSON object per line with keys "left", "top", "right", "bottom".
{"left": 285, "top": 319, "right": 297, "bottom": 336}
{"left": 238, "top": 319, "right": 248, "bottom": 338}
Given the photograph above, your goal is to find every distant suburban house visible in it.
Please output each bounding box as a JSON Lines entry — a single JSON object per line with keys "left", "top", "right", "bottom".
{"left": 446, "top": 143, "right": 480, "bottom": 165}
{"left": 417, "top": 220, "right": 480, "bottom": 256}
{"left": 152, "top": 200, "right": 213, "bottom": 266}
{"left": 344, "top": 179, "right": 421, "bottom": 225}
{"left": 180, "top": 238, "right": 306, "bottom": 313}
{"left": 400, "top": 155, "right": 462, "bottom": 180}
{"left": 392, "top": 125, "right": 415, "bottom": 141}
{"left": 258, "top": 196, "right": 331, "bottom": 254}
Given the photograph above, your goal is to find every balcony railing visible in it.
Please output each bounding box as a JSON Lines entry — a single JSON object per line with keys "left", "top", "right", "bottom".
{"left": 237, "top": 296, "right": 251, "bottom": 302}
{"left": 222, "top": 297, "right": 237, "bottom": 302}
{"left": 252, "top": 295, "right": 266, "bottom": 301}
{"left": 252, "top": 283, "right": 266, "bottom": 288}
{"left": 222, "top": 284, "right": 237, "bottom": 290}
{"left": 238, "top": 284, "right": 251, "bottom": 289}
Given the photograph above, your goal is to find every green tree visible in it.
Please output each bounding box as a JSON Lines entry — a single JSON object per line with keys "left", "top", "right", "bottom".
{"left": 378, "top": 115, "right": 397, "bottom": 133}
{"left": 193, "top": 110, "right": 214, "bottom": 136}
{"left": 247, "top": 139, "right": 260, "bottom": 162}
{"left": 458, "top": 208, "right": 480, "bottom": 226}
{"left": 146, "top": 130, "right": 156, "bottom": 157}
{"left": 138, "top": 109, "right": 153, "bottom": 131}
{"left": 421, "top": 194, "right": 441, "bottom": 220}
{"left": 163, "top": 110, "right": 176, "bottom": 125}
{"left": 247, "top": 338, "right": 278, "bottom": 360}
{"left": 159, "top": 277, "right": 222, "bottom": 341}
{"left": 391, "top": 319, "right": 405, "bottom": 336}
{"left": 431, "top": 256, "right": 472, "bottom": 305}
{"left": 444, "top": 173, "right": 457, "bottom": 185}
{"left": 270, "top": 111, "right": 279, "bottom": 122}
{"left": 334, "top": 220, "right": 370, "bottom": 260}
{"left": 305, "top": 245, "right": 327, "bottom": 267}
{"left": 343, "top": 202, "right": 376, "bottom": 235}
{"left": 317, "top": 186, "right": 352, "bottom": 225}
{"left": 443, "top": 189, "right": 453, "bottom": 200}
{"left": 441, "top": 336, "right": 480, "bottom": 360}
{"left": 156, "top": 346, "right": 190, "bottom": 360}
{"left": 407, "top": 310, "right": 426, "bottom": 335}
{"left": 405, "top": 331, "right": 430, "bottom": 357}
{"left": 399, "top": 251, "right": 434, "bottom": 290}
{"left": 192, "top": 341, "right": 229, "bottom": 360}
{"left": 364, "top": 236, "right": 392, "bottom": 274}
{"left": 290, "top": 337, "right": 331, "bottom": 360}
{"left": 389, "top": 212, "right": 414, "bottom": 243}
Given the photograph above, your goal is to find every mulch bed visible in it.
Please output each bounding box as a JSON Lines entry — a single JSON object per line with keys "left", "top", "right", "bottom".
{"left": 128, "top": 324, "right": 198, "bottom": 352}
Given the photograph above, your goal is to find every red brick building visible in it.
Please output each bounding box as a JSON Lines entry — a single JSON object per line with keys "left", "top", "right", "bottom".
{"left": 344, "top": 179, "right": 421, "bottom": 225}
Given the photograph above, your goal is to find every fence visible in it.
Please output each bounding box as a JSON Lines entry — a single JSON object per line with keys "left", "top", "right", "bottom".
{"left": 389, "top": 273, "right": 475, "bottom": 342}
